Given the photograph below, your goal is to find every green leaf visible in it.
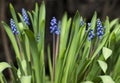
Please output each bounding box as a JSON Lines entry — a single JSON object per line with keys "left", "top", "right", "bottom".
{"left": 73, "top": 11, "right": 80, "bottom": 33}
{"left": 102, "top": 47, "right": 112, "bottom": 60}
{"left": 0, "top": 62, "right": 11, "bottom": 73}
{"left": 11, "top": 63, "right": 21, "bottom": 83}
{"left": 91, "top": 33, "right": 109, "bottom": 60}
{"left": 24, "top": 29, "right": 40, "bottom": 83}
{"left": 86, "top": 60, "right": 100, "bottom": 81}
{"left": 20, "top": 76, "right": 31, "bottom": 83}
{"left": 27, "top": 11, "right": 34, "bottom": 29}
{"left": 21, "top": 60, "right": 27, "bottom": 75}
{"left": 9, "top": 3, "right": 20, "bottom": 31}
{"left": 0, "top": 73, "right": 7, "bottom": 83}
{"left": 39, "top": 1, "right": 46, "bottom": 45}
{"left": 99, "top": 75, "right": 115, "bottom": 83}
{"left": 91, "top": 11, "right": 97, "bottom": 30}
{"left": 47, "top": 45, "right": 52, "bottom": 81}
{"left": 39, "top": 1, "right": 46, "bottom": 26}
{"left": 98, "top": 60, "right": 107, "bottom": 73}
{"left": 110, "top": 18, "right": 119, "bottom": 29}
{"left": 112, "top": 56, "right": 120, "bottom": 81}
{"left": 104, "top": 16, "right": 110, "bottom": 35}
{"left": 81, "top": 81, "right": 94, "bottom": 83}
{"left": 59, "top": 13, "right": 68, "bottom": 59}
{"left": 2, "top": 21, "right": 21, "bottom": 60}
{"left": 33, "top": 3, "right": 39, "bottom": 36}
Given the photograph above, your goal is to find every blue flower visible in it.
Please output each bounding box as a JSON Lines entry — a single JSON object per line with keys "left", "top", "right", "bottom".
{"left": 88, "top": 29, "right": 95, "bottom": 41}
{"left": 97, "top": 19, "right": 104, "bottom": 39}
{"left": 22, "top": 8, "right": 30, "bottom": 25}
{"left": 88, "top": 23, "right": 91, "bottom": 28}
{"left": 10, "top": 19, "right": 19, "bottom": 34}
{"left": 80, "top": 18, "right": 84, "bottom": 26}
{"left": 50, "top": 17, "right": 60, "bottom": 35}
{"left": 86, "top": 23, "right": 91, "bottom": 31}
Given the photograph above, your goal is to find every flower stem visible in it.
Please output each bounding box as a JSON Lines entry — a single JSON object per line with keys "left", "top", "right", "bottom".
{"left": 52, "top": 33, "right": 56, "bottom": 83}
{"left": 15, "top": 35, "right": 23, "bottom": 59}
{"left": 55, "top": 35, "right": 59, "bottom": 61}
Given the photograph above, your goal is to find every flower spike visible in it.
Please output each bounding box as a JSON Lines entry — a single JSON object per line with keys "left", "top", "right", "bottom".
{"left": 10, "top": 18, "right": 19, "bottom": 34}
{"left": 97, "top": 19, "right": 104, "bottom": 39}
{"left": 22, "top": 8, "right": 30, "bottom": 25}
{"left": 50, "top": 17, "right": 60, "bottom": 35}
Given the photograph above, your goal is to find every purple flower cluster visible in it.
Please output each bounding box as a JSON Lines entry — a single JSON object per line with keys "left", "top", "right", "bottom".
{"left": 97, "top": 19, "right": 104, "bottom": 39}
{"left": 22, "top": 8, "right": 30, "bottom": 25}
{"left": 10, "top": 19, "right": 19, "bottom": 34}
{"left": 50, "top": 17, "right": 60, "bottom": 35}
{"left": 88, "top": 29, "right": 95, "bottom": 41}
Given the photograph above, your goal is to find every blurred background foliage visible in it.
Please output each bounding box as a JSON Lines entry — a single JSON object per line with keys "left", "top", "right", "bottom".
{"left": 0, "top": 0, "right": 120, "bottom": 81}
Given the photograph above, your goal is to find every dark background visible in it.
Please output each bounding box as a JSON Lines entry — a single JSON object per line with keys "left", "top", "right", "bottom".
{"left": 0, "top": 0, "right": 120, "bottom": 79}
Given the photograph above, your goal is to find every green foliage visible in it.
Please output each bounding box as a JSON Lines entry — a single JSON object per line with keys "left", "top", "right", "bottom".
{"left": 1, "top": 1, "right": 120, "bottom": 83}
{"left": 0, "top": 62, "right": 11, "bottom": 73}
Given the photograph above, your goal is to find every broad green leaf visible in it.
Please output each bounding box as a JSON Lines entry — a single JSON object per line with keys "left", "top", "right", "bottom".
{"left": 99, "top": 75, "right": 115, "bottom": 83}
{"left": 102, "top": 47, "right": 112, "bottom": 60}
{"left": 20, "top": 76, "right": 31, "bottom": 83}
{"left": 98, "top": 60, "right": 107, "bottom": 73}
{"left": 0, "top": 62, "right": 11, "bottom": 73}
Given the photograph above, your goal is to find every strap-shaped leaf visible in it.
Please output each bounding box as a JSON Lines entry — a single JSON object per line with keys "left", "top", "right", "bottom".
{"left": 91, "top": 11, "right": 97, "bottom": 30}
{"left": 0, "top": 62, "right": 11, "bottom": 73}
{"left": 2, "top": 21, "right": 21, "bottom": 60}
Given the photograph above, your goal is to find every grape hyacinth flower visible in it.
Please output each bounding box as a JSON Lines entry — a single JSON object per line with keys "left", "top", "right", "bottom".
{"left": 88, "top": 23, "right": 91, "bottom": 28}
{"left": 22, "top": 8, "right": 30, "bottom": 25}
{"left": 88, "top": 29, "right": 95, "bottom": 41}
{"left": 86, "top": 23, "right": 91, "bottom": 31}
{"left": 10, "top": 19, "right": 19, "bottom": 34}
{"left": 50, "top": 17, "right": 60, "bottom": 35}
{"left": 97, "top": 19, "right": 104, "bottom": 39}
{"left": 80, "top": 18, "right": 84, "bottom": 26}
